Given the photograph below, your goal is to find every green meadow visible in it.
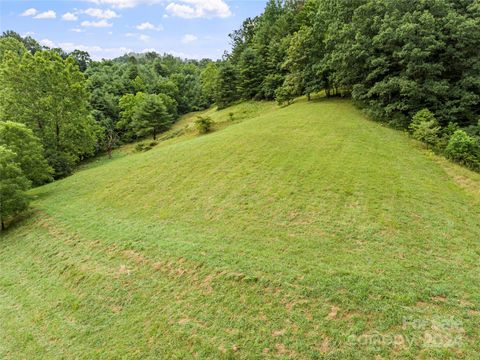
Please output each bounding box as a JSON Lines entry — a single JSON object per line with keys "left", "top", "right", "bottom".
{"left": 1, "top": 99, "right": 479, "bottom": 359}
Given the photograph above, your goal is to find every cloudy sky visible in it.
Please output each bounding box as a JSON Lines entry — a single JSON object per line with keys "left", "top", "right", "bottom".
{"left": 0, "top": 0, "right": 266, "bottom": 60}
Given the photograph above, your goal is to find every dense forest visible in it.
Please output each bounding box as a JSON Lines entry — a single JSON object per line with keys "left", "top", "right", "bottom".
{"left": 1, "top": 0, "right": 480, "bottom": 228}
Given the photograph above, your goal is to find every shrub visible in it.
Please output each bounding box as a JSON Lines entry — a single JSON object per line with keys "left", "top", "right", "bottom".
{"left": 444, "top": 130, "right": 479, "bottom": 169}
{"left": 275, "top": 85, "right": 295, "bottom": 106}
{"left": 437, "top": 122, "right": 459, "bottom": 150}
{"left": 135, "top": 142, "right": 154, "bottom": 152}
{"left": 465, "top": 120, "right": 480, "bottom": 138}
{"left": 409, "top": 109, "right": 441, "bottom": 148}
{"left": 195, "top": 116, "right": 212, "bottom": 134}
{"left": 228, "top": 112, "right": 235, "bottom": 121}
{"left": 261, "top": 74, "right": 284, "bottom": 100}
{"left": 45, "top": 150, "right": 76, "bottom": 179}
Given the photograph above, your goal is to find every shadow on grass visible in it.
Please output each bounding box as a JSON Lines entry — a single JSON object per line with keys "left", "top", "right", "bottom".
{"left": 0, "top": 209, "right": 37, "bottom": 240}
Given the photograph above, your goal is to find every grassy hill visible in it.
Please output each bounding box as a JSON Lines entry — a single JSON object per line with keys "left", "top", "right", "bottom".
{"left": 1, "top": 99, "right": 479, "bottom": 359}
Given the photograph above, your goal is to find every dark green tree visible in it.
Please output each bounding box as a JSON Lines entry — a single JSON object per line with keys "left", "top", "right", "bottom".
{"left": 215, "top": 62, "right": 239, "bottom": 109}
{"left": 132, "top": 94, "right": 172, "bottom": 140}
{"left": 238, "top": 48, "right": 263, "bottom": 99}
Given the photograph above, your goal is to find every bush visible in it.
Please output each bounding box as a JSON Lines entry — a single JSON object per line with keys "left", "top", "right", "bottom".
{"left": 195, "top": 116, "right": 212, "bottom": 134}
{"left": 228, "top": 112, "right": 235, "bottom": 121}
{"left": 409, "top": 109, "right": 441, "bottom": 148}
{"left": 444, "top": 130, "right": 479, "bottom": 169}
{"left": 275, "top": 85, "right": 295, "bottom": 106}
{"left": 261, "top": 74, "right": 284, "bottom": 100}
{"left": 45, "top": 150, "right": 76, "bottom": 178}
{"left": 135, "top": 142, "right": 155, "bottom": 152}
{"left": 437, "top": 122, "right": 460, "bottom": 150}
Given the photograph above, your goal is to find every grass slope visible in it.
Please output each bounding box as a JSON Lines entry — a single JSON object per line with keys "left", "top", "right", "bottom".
{"left": 1, "top": 99, "right": 479, "bottom": 359}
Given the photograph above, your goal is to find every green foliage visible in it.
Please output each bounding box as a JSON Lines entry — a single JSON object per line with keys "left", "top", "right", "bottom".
{"left": 135, "top": 141, "right": 158, "bottom": 152}
{"left": 409, "top": 109, "right": 441, "bottom": 148}
{"left": 194, "top": 116, "right": 213, "bottom": 134}
{"left": 238, "top": 48, "right": 262, "bottom": 99}
{"left": 85, "top": 53, "right": 214, "bottom": 148}
{"left": 0, "top": 121, "right": 53, "bottom": 185}
{"left": 275, "top": 75, "right": 297, "bottom": 106}
{"left": 0, "top": 146, "right": 30, "bottom": 230}
{"left": 215, "top": 62, "right": 239, "bottom": 109}
{"left": 0, "top": 37, "right": 26, "bottom": 63}
{"left": 130, "top": 93, "right": 173, "bottom": 140}
{"left": 261, "top": 74, "right": 284, "bottom": 100}
{"left": 2, "top": 100, "right": 480, "bottom": 358}
{"left": 200, "top": 62, "right": 218, "bottom": 103}
{"left": 444, "top": 130, "right": 479, "bottom": 169}
{"left": 68, "top": 50, "right": 91, "bottom": 72}
{"left": 225, "top": 0, "right": 480, "bottom": 129}
{"left": 0, "top": 50, "right": 96, "bottom": 177}
{"left": 0, "top": 30, "right": 41, "bottom": 55}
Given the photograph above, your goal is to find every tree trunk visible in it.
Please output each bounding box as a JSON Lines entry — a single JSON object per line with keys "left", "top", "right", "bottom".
{"left": 1, "top": 218, "right": 5, "bottom": 231}
{"left": 307, "top": 93, "right": 311, "bottom": 101}
{"left": 153, "top": 129, "right": 157, "bottom": 141}
{"left": 56, "top": 123, "right": 60, "bottom": 148}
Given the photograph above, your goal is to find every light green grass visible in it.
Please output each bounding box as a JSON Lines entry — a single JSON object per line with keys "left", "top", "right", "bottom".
{"left": 1, "top": 98, "right": 479, "bottom": 359}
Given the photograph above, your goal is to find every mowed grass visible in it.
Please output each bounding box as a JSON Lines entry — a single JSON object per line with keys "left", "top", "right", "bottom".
{"left": 1, "top": 98, "right": 480, "bottom": 359}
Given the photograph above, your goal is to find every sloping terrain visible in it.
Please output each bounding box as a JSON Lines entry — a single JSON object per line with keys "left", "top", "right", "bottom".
{"left": 1, "top": 99, "right": 479, "bottom": 359}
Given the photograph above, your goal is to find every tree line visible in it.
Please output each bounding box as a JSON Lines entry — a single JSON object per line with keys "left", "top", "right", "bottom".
{"left": 214, "top": 0, "right": 480, "bottom": 166}
{"left": 1, "top": 0, "right": 480, "bottom": 228}
{"left": 0, "top": 31, "right": 216, "bottom": 228}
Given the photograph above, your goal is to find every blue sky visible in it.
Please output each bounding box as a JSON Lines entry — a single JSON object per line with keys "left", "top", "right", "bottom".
{"left": 0, "top": 0, "right": 266, "bottom": 60}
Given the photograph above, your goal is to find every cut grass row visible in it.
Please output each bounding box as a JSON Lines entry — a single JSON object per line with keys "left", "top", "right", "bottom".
{"left": 1, "top": 98, "right": 479, "bottom": 359}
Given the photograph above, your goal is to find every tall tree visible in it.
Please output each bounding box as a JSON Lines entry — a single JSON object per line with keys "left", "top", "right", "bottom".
{"left": 200, "top": 62, "right": 219, "bottom": 104}
{"left": 238, "top": 48, "right": 263, "bottom": 99}
{"left": 215, "top": 62, "right": 239, "bottom": 109}
{"left": 0, "top": 50, "right": 97, "bottom": 177}
{"left": 132, "top": 94, "right": 172, "bottom": 140}
{"left": 0, "top": 121, "right": 53, "bottom": 186}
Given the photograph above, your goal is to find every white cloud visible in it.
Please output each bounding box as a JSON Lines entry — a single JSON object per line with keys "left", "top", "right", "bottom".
{"left": 34, "top": 10, "right": 57, "bottom": 19}
{"left": 62, "top": 12, "right": 78, "bottom": 21}
{"left": 139, "top": 34, "right": 151, "bottom": 42}
{"left": 167, "top": 49, "right": 208, "bottom": 59}
{"left": 39, "top": 39, "right": 55, "bottom": 48}
{"left": 166, "top": 0, "right": 231, "bottom": 19}
{"left": 181, "top": 34, "right": 197, "bottom": 43}
{"left": 81, "top": 20, "right": 113, "bottom": 27}
{"left": 70, "top": 28, "right": 85, "bottom": 33}
{"left": 61, "top": 42, "right": 132, "bottom": 59}
{"left": 85, "top": 0, "right": 161, "bottom": 8}
{"left": 21, "top": 8, "right": 38, "bottom": 17}
{"left": 136, "top": 22, "right": 163, "bottom": 31}
{"left": 166, "top": 3, "right": 194, "bottom": 18}
{"left": 83, "top": 8, "right": 119, "bottom": 19}
{"left": 37, "top": 39, "right": 132, "bottom": 60}
{"left": 125, "top": 33, "right": 151, "bottom": 42}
